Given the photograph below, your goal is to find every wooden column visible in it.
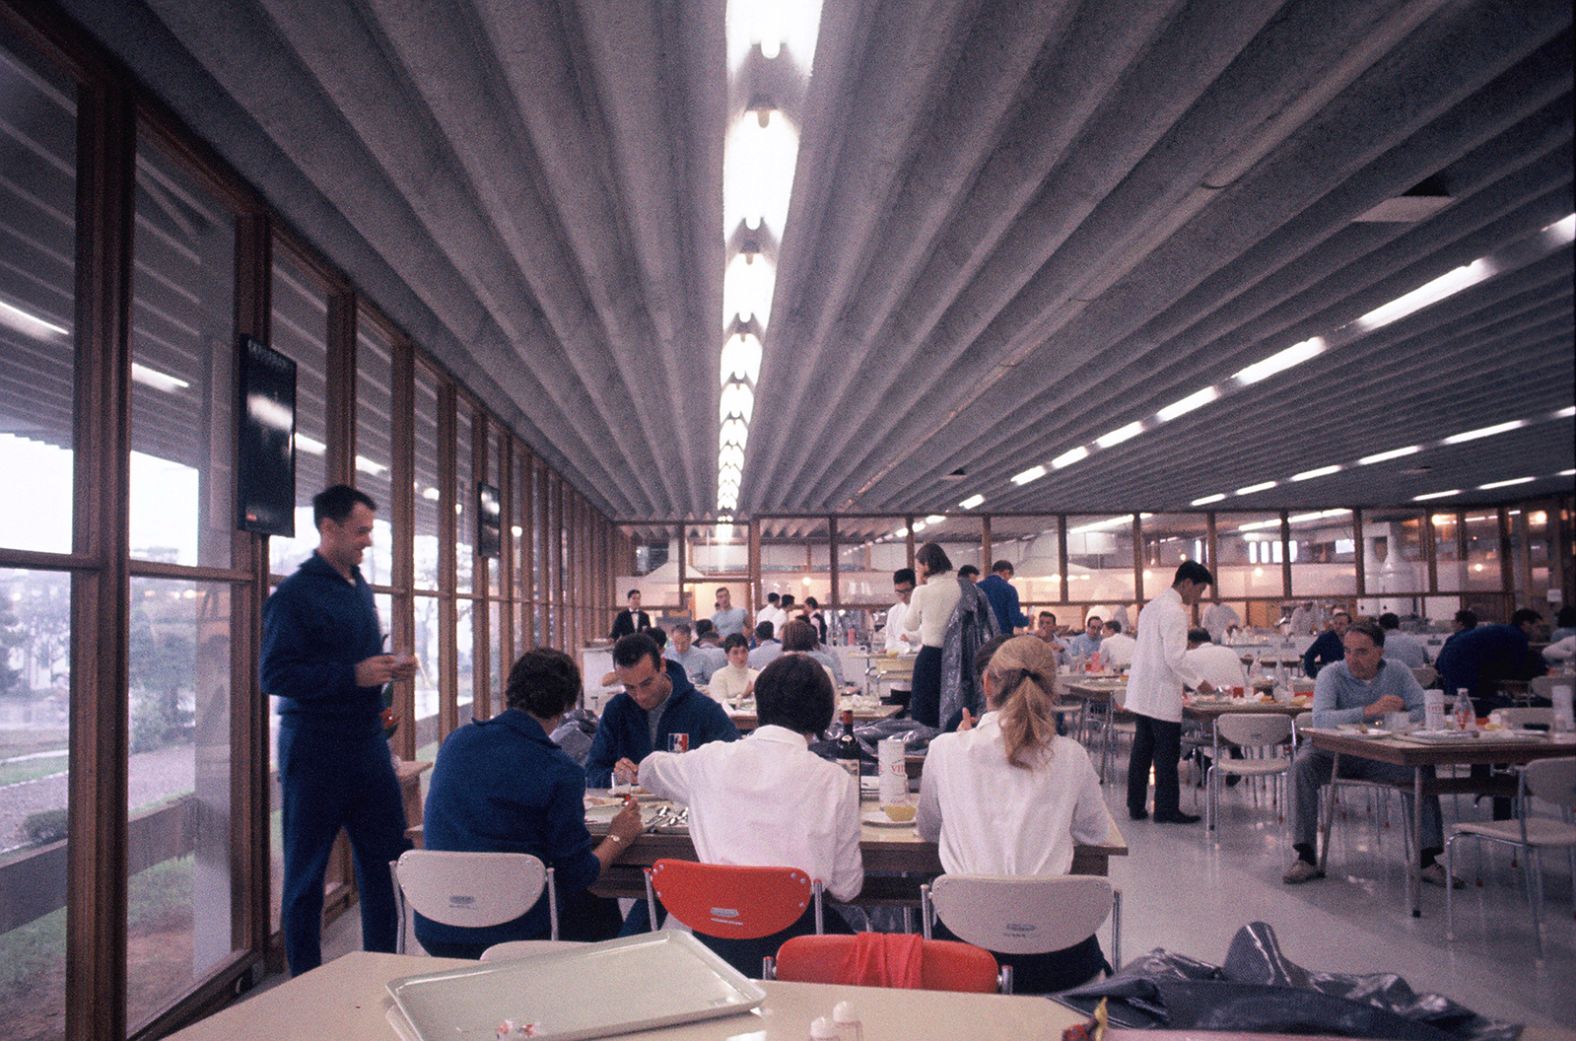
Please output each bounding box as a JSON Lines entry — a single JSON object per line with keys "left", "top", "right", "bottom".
{"left": 471, "top": 413, "right": 490, "bottom": 720}
{"left": 1130, "top": 514, "right": 1145, "bottom": 606}
{"left": 323, "top": 291, "right": 356, "bottom": 485}
{"left": 1057, "top": 515, "right": 1070, "bottom": 605}
{"left": 389, "top": 337, "right": 416, "bottom": 759}
{"left": 1353, "top": 508, "right": 1366, "bottom": 598}
{"left": 1279, "top": 512, "right": 1293, "bottom": 600}
{"left": 437, "top": 383, "right": 458, "bottom": 739}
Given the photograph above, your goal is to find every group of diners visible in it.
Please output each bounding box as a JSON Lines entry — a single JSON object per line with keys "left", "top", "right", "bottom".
{"left": 415, "top": 628, "right": 1116, "bottom": 990}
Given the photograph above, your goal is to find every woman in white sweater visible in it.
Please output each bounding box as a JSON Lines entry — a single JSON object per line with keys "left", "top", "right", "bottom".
{"left": 904, "top": 542, "right": 963, "bottom": 727}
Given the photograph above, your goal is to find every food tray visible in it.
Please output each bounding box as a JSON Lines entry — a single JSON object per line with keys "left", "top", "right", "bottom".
{"left": 387, "top": 932, "right": 765, "bottom": 1041}
{"left": 1407, "top": 729, "right": 1544, "bottom": 744}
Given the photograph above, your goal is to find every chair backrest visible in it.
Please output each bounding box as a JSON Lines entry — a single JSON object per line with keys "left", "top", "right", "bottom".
{"left": 1495, "top": 707, "right": 1555, "bottom": 729}
{"left": 1411, "top": 665, "right": 1438, "bottom": 688}
{"left": 1293, "top": 711, "right": 1313, "bottom": 740}
{"left": 394, "top": 850, "right": 550, "bottom": 939}
{"left": 646, "top": 859, "right": 815, "bottom": 940}
{"left": 927, "top": 875, "right": 1114, "bottom": 956}
{"left": 1216, "top": 712, "right": 1293, "bottom": 749}
{"left": 1530, "top": 676, "right": 1568, "bottom": 701}
{"left": 1522, "top": 757, "right": 1576, "bottom": 808}
{"left": 773, "top": 934, "right": 999, "bottom": 993}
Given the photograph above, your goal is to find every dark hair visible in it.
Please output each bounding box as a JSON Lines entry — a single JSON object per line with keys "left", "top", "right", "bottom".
{"left": 1187, "top": 627, "right": 1211, "bottom": 644}
{"left": 805, "top": 596, "right": 820, "bottom": 609}
{"left": 313, "top": 484, "right": 376, "bottom": 528}
{"left": 505, "top": 648, "right": 581, "bottom": 718}
{"left": 723, "top": 633, "right": 749, "bottom": 652}
{"left": 670, "top": 622, "right": 692, "bottom": 636}
{"left": 973, "top": 633, "right": 1011, "bottom": 684}
{"left": 648, "top": 627, "right": 667, "bottom": 649}
{"left": 755, "top": 621, "right": 775, "bottom": 641}
{"left": 916, "top": 542, "right": 952, "bottom": 575}
{"left": 1038, "top": 611, "right": 1056, "bottom": 623}
{"left": 992, "top": 560, "right": 1014, "bottom": 575}
{"left": 612, "top": 633, "right": 663, "bottom": 671}
{"left": 1332, "top": 610, "right": 1351, "bottom": 621}
{"left": 1511, "top": 608, "right": 1543, "bottom": 627}
{"left": 1555, "top": 605, "right": 1576, "bottom": 628}
{"left": 767, "top": 592, "right": 781, "bottom": 604}
{"left": 1347, "top": 619, "right": 1385, "bottom": 646}
{"left": 1085, "top": 615, "right": 1102, "bottom": 626}
{"left": 1378, "top": 613, "right": 1401, "bottom": 630}
{"left": 1172, "top": 561, "right": 1214, "bottom": 588}
{"left": 893, "top": 568, "right": 916, "bottom": 586}
{"left": 626, "top": 588, "right": 640, "bottom": 599}
{"left": 693, "top": 619, "right": 716, "bottom": 637}
{"left": 1454, "top": 609, "right": 1478, "bottom": 629}
{"left": 1104, "top": 620, "right": 1123, "bottom": 634}
{"left": 781, "top": 594, "right": 796, "bottom": 608}
{"left": 781, "top": 619, "right": 818, "bottom": 652}
{"left": 958, "top": 564, "right": 980, "bottom": 580}
{"left": 754, "top": 655, "right": 835, "bottom": 736}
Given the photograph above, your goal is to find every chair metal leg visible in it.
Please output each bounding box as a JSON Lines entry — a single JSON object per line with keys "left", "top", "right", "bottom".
{"left": 999, "top": 964, "right": 1014, "bottom": 995}
{"left": 813, "top": 881, "right": 825, "bottom": 934}
{"left": 1444, "top": 835, "right": 1458, "bottom": 940}
{"left": 391, "top": 861, "right": 407, "bottom": 955}
{"left": 1111, "top": 888, "right": 1121, "bottom": 971}
{"left": 546, "top": 867, "right": 559, "bottom": 942}
{"left": 1527, "top": 847, "right": 1544, "bottom": 962}
{"left": 919, "top": 884, "right": 933, "bottom": 940}
{"left": 644, "top": 869, "right": 658, "bottom": 932}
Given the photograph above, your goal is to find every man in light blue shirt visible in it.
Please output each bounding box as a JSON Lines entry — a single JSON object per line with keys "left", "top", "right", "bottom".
{"left": 665, "top": 623, "right": 723, "bottom": 686}
{"left": 1066, "top": 616, "right": 1103, "bottom": 660}
{"left": 1377, "top": 613, "right": 1429, "bottom": 668}
{"left": 1285, "top": 620, "right": 1454, "bottom": 887}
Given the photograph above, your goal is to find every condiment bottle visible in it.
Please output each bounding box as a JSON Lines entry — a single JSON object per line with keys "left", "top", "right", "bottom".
{"left": 810, "top": 1015, "right": 839, "bottom": 1040}
{"left": 833, "top": 1000, "right": 863, "bottom": 1041}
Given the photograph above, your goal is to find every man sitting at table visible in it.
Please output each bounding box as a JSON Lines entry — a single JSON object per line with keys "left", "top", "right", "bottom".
{"left": 585, "top": 634, "right": 739, "bottom": 788}
{"left": 666, "top": 622, "right": 723, "bottom": 687}
{"left": 710, "top": 633, "right": 758, "bottom": 702}
{"left": 419, "top": 649, "right": 645, "bottom": 956}
{"left": 1184, "top": 628, "right": 1248, "bottom": 691}
{"left": 639, "top": 654, "right": 862, "bottom": 976}
{"left": 1097, "top": 620, "right": 1138, "bottom": 670}
{"left": 1435, "top": 608, "right": 1545, "bottom": 713}
{"left": 1377, "top": 613, "right": 1430, "bottom": 668}
{"left": 1284, "top": 620, "right": 1457, "bottom": 887}
{"left": 748, "top": 620, "right": 784, "bottom": 669}
{"left": 781, "top": 619, "right": 841, "bottom": 689}
{"left": 1066, "top": 615, "right": 1103, "bottom": 660}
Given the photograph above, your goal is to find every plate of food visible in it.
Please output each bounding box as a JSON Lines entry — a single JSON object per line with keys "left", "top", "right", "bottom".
{"left": 862, "top": 808, "right": 917, "bottom": 828}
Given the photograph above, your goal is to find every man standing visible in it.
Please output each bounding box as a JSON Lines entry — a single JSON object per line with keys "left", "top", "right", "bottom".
{"left": 1284, "top": 621, "right": 1454, "bottom": 887}
{"left": 1301, "top": 611, "right": 1350, "bottom": 677}
{"left": 756, "top": 592, "right": 787, "bottom": 636}
{"left": 884, "top": 568, "right": 916, "bottom": 654}
{"left": 977, "top": 560, "right": 1030, "bottom": 635}
{"left": 1377, "top": 613, "right": 1429, "bottom": 668}
{"left": 1201, "top": 599, "right": 1241, "bottom": 644}
{"left": 1125, "top": 562, "right": 1216, "bottom": 824}
{"left": 585, "top": 634, "right": 739, "bottom": 787}
{"left": 711, "top": 586, "right": 749, "bottom": 640}
{"left": 260, "top": 485, "right": 417, "bottom": 975}
{"left": 610, "top": 589, "right": 650, "bottom": 640}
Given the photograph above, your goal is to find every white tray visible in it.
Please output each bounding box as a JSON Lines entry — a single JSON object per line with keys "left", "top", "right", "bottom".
{"left": 387, "top": 932, "right": 765, "bottom": 1041}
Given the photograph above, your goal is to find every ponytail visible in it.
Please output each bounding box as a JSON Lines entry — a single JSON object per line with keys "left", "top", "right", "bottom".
{"left": 985, "top": 634, "right": 1064, "bottom": 769}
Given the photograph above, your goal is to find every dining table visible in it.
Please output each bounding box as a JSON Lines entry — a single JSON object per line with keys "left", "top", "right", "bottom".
{"left": 723, "top": 697, "right": 902, "bottom": 733}
{"left": 161, "top": 950, "right": 1089, "bottom": 1040}
{"left": 1303, "top": 726, "right": 1576, "bottom": 917}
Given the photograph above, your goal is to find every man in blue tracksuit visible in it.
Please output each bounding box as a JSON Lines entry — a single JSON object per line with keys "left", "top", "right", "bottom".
{"left": 261, "top": 485, "right": 417, "bottom": 975}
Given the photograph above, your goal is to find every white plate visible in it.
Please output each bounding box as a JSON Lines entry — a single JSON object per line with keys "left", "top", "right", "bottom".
{"left": 862, "top": 810, "right": 917, "bottom": 828}
{"left": 583, "top": 803, "right": 622, "bottom": 823}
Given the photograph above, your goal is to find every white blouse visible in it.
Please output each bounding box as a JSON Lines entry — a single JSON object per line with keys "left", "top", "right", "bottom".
{"left": 904, "top": 575, "right": 962, "bottom": 649}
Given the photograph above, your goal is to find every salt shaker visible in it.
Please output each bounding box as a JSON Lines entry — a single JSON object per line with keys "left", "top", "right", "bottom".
{"left": 833, "top": 999, "right": 863, "bottom": 1041}
{"left": 810, "top": 1015, "right": 839, "bottom": 1040}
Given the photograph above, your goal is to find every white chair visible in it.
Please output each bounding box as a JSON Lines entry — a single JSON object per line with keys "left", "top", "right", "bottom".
{"left": 1445, "top": 757, "right": 1576, "bottom": 962}
{"left": 919, "top": 874, "right": 1120, "bottom": 994}
{"left": 1206, "top": 713, "right": 1294, "bottom": 840}
{"left": 391, "top": 850, "right": 558, "bottom": 955}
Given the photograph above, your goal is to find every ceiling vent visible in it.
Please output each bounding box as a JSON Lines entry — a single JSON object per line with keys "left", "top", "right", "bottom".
{"left": 1354, "top": 177, "right": 1453, "bottom": 223}
{"left": 942, "top": 467, "right": 967, "bottom": 480}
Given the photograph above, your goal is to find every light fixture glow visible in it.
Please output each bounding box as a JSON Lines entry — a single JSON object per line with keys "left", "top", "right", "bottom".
{"left": 1558, "top": 468, "right": 1575, "bottom": 477}
{"left": 911, "top": 521, "right": 928, "bottom": 533}
{"left": 1235, "top": 480, "right": 1277, "bottom": 495}
{"left": 1554, "top": 406, "right": 1575, "bottom": 419}
{"left": 719, "top": 381, "right": 755, "bottom": 423}
{"left": 722, "top": 250, "right": 777, "bottom": 328}
{"left": 1442, "top": 419, "right": 1524, "bottom": 444}
{"left": 294, "top": 433, "right": 327, "bottom": 456}
{"left": 1190, "top": 493, "right": 1226, "bottom": 506}
{"left": 1356, "top": 259, "right": 1495, "bottom": 332}
{"left": 924, "top": 514, "right": 944, "bottom": 525}
{"left": 1156, "top": 386, "right": 1219, "bottom": 422}
{"left": 1478, "top": 476, "right": 1534, "bottom": 490}
{"left": 1050, "top": 447, "right": 1088, "bottom": 469}
{"left": 1095, "top": 421, "right": 1143, "bottom": 448}
{"left": 720, "top": 332, "right": 763, "bottom": 384}
{"left": 1232, "top": 336, "right": 1326, "bottom": 385}
{"left": 1291, "top": 464, "right": 1341, "bottom": 482}
{"left": 0, "top": 298, "right": 69, "bottom": 338}
{"left": 1413, "top": 489, "right": 1461, "bottom": 501}
{"left": 421, "top": 486, "right": 441, "bottom": 502}
{"left": 353, "top": 455, "right": 386, "bottom": 476}
{"left": 1011, "top": 465, "right": 1048, "bottom": 486}
{"left": 893, "top": 526, "right": 909, "bottom": 538}
{"left": 130, "top": 362, "right": 190, "bottom": 393}
{"left": 958, "top": 494, "right": 985, "bottom": 510}
{"left": 1544, "top": 213, "right": 1575, "bottom": 245}
{"left": 1358, "top": 445, "right": 1420, "bottom": 465}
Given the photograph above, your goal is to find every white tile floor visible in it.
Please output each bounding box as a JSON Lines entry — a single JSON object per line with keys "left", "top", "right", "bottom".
{"left": 287, "top": 759, "right": 1575, "bottom": 1029}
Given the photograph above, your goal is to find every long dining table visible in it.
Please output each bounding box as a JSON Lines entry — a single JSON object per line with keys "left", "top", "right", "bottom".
{"left": 1303, "top": 727, "right": 1576, "bottom": 917}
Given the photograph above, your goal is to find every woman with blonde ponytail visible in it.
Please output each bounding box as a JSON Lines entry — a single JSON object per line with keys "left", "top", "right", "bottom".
{"left": 916, "top": 635, "right": 1114, "bottom": 992}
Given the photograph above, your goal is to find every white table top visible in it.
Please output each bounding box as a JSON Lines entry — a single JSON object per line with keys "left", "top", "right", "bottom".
{"left": 171, "top": 951, "right": 1083, "bottom": 1041}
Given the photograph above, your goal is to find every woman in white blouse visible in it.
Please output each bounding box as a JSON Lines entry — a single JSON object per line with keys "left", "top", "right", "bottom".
{"left": 903, "top": 542, "right": 962, "bottom": 727}
{"left": 917, "top": 635, "right": 1114, "bottom": 992}
{"left": 708, "top": 633, "right": 758, "bottom": 701}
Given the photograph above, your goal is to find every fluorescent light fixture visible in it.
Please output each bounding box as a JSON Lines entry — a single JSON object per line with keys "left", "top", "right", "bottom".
{"left": 1413, "top": 489, "right": 1460, "bottom": 501}
{"left": 718, "top": 444, "right": 745, "bottom": 471}
{"left": 1235, "top": 480, "right": 1277, "bottom": 495}
{"left": 294, "top": 433, "right": 327, "bottom": 456}
{"left": 130, "top": 362, "right": 190, "bottom": 394}
{"left": 1358, "top": 445, "right": 1420, "bottom": 465}
{"left": 1478, "top": 476, "right": 1534, "bottom": 490}
{"left": 510, "top": 525, "right": 523, "bottom": 538}
{"left": 1356, "top": 259, "right": 1494, "bottom": 332}
{"left": 0, "top": 298, "right": 69, "bottom": 338}
{"left": 1156, "top": 386, "right": 1218, "bottom": 422}
{"left": 1288, "top": 508, "right": 1350, "bottom": 525}
{"left": 421, "top": 486, "right": 441, "bottom": 502}
{"left": 1232, "top": 336, "right": 1325, "bottom": 385}
{"left": 924, "top": 514, "right": 944, "bottom": 525}
{"left": 958, "top": 494, "right": 985, "bottom": 510}
{"left": 1069, "top": 514, "right": 1139, "bottom": 535}
{"left": 1291, "top": 464, "right": 1341, "bottom": 482}
{"left": 1554, "top": 406, "right": 1575, "bottom": 419}
{"left": 1050, "top": 447, "right": 1088, "bottom": 469}
{"left": 911, "top": 521, "right": 928, "bottom": 533}
{"left": 719, "top": 381, "right": 755, "bottom": 423}
{"left": 1559, "top": 469, "right": 1576, "bottom": 477}
{"left": 893, "top": 527, "right": 909, "bottom": 538}
{"left": 1011, "top": 465, "right": 1047, "bottom": 486}
{"left": 720, "top": 332, "right": 763, "bottom": 385}
{"left": 1545, "top": 213, "right": 1575, "bottom": 245}
{"left": 1442, "top": 419, "right": 1524, "bottom": 444}
{"left": 1095, "top": 421, "right": 1143, "bottom": 448}
{"left": 353, "top": 455, "right": 386, "bottom": 476}
{"left": 1190, "top": 493, "right": 1226, "bottom": 506}
{"left": 722, "top": 250, "right": 777, "bottom": 328}
{"left": 720, "top": 417, "right": 749, "bottom": 449}
{"left": 1235, "top": 518, "right": 1280, "bottom": 532}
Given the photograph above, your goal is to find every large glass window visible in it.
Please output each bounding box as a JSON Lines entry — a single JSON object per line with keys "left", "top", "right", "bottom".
{"left": 1065, "top": 514, "right": 1137, "bottom": 609}
{"left": 990, "top": 516, "right": 1063, "bottom": 614}
{"left": 454, "top": 407, "right": 473, "bottom": 595}
{"left": 129, "top": 133, "right": 235, "bottom": 570}
{"left": 833, "top": 517, "right": 905, "bottom": 607}
{"left": 412, "top": 596, "right": 441, "bottom": 762}
{"left": 1363, "top": 508, "right": 1428, "bottom": 593}
{"left": 1215, "top": 512, "right": 1287, "bottom": 600}
{"left": 616, "top": 524, "right": 681, "bottom": 617}
{"left": 1463, "top": 510, "right": 1503, "bottom": 592}
{"left": 126, "top": 578, "right": 236, "bottom": 1028}
{"left": 758, "top": 518, "right": 831, "bottom": 609}
{"left": 266, "top": 250, "right": 329, "bottom": 576}
{"left": 412, "top": 365, "right": 441, "bottom": 592}
{"left": 0, "top": 568, "right": 70, "bottom": 1041}
{"left": 916, "top": 516, "right": 982, "bottom": 584}
{"left": 1289, "top": 508, "right": 1357, "bottom": 596}
{"left": 1139, "top": 513, "right": 1208, "bottom": 606}
{"left": 0, "top": 45, "right": 76, "bottom": 557}
{"left": 686, "top": 522, "right": 748, "bottom": 579}
{"left": 354, "top": 314, "right": 395, "bottom": 587}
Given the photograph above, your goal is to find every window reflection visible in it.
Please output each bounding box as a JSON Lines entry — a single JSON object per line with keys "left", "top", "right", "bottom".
{"left": 266, "top": 250, "right": 329, "bottom": 577}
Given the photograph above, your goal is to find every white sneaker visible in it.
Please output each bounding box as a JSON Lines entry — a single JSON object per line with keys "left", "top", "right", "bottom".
{"left": 1420, "top": 862, "right": 1464, "bottom": 889}
{"left": 1282, "top": 860, "right": 1325, "bottom": 884}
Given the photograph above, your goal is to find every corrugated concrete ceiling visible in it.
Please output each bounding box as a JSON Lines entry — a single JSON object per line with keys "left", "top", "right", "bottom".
{"left": 54, "top": 0, "right": 1575, "bottom": 520}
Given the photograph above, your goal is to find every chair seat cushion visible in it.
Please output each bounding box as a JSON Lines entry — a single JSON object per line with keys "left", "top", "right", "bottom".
{"left": 1214, "top": 760, "right": 1290, "bottom": 777}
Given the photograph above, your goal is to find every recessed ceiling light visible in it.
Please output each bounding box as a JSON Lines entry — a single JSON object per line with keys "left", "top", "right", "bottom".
{"left": 924, "top": 514, "right": 945, "bottom": 525}
{"left": 1233, "top": 337, "right": 1325, "bottom": 385}
{"left": 1356, "top": 259, "right": 1494, "bottom": 332}
{"left": 958, "top": 494, "right": 985, "bottom": 510}
{"left": 1442, "top": 419, "right": 1525, "bottom": 444}
{"left": 1190, "top": 493, "right": 1226, "bottom": 506}
{"left": 1050, "top": 447, "right": 1087, "bottom": 470}
{"left": 1358, "top": 445, "right": 1420, "bottom": 465}
{"left": 1554, "top": 406, "right": 1575, "bottom": 419}
{"left": 1413, "top": 489, "right": 1461, "bottom": 501}
{"left": 1095, "top": 421, "right": 1143, "bottom": 448}
{"left": 1478, "top": 477, "right": 1534, "bottom": 490}
{"left": 1235, "top": 480, "right": 1277, "bottom": 496}
{"left": 1291, "top": 465, "right": 1341, "bottom": 482}
{"left": 1012, "top": 465, "right": 1048, "bottom": 486}
{"left": 1156, "top": 386, "right": 1219, "bottom": 422}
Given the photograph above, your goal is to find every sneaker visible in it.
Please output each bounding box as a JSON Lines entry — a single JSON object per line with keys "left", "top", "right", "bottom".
{"left": 1420, "top": 863, "right": 1464, "bottom": 889}
{"left": 1282, "top": 859, "right": 1325, "bottom": 884}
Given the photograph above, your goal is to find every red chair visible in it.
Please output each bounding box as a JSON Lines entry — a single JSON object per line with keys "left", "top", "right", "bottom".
{"left": 766, "top": 933, "right": 1001, "bottom": 993}
{"left": 643, "top": 859, "right": 823, "bottom": 942}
